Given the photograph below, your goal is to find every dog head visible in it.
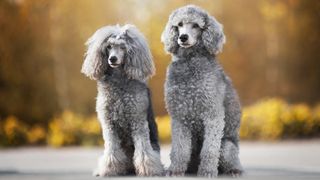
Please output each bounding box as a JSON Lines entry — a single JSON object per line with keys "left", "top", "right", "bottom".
{"left": 82, "top": 24, "right": 155, "bottom": 81}
{"left": 161, "top": 5, "right": 226, "bottom": 55}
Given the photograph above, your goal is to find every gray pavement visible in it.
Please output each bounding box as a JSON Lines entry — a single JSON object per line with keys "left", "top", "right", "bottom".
{"left": 0, "top": 141, "right": 320, "bottom": 179}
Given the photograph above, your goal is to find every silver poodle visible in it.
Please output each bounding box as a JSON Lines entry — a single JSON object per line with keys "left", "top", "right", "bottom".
{"left": 82, "top": 24, "right": 163, "bottom": 176}
{"left": 161, "top": 5, "right": 243, "bottom": 177}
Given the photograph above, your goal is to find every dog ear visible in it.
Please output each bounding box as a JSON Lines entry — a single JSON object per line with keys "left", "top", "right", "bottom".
{"left": 201, "top": 14, "right": 226, "bottom": 55}
{"left": 81, "top": 26, "right": 116, "bottom": 80}
{"left": 123, "top": 25, "right": 155, "bottom": 81}
{"left": 161, "top": 11, "right": 179, "bottom": 54}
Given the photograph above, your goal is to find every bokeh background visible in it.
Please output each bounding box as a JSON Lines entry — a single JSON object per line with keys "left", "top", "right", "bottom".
{"left": 1, "top": 0, "right": 320, "bottom": 147}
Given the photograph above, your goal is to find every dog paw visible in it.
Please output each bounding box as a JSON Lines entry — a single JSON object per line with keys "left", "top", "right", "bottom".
{"left": 198, "top": 169, "right": 218, "bottom": 178}
{"left": 226, "top": 169, "right": 243, "bottom": 178}
{"left": 201, "top": 172, "right": 216, "bottom": 178}
{"left": 134, "top": 150, "right": 164, "bottom": 176}
{"left": 94, "top": 153, "right": 128, "bottom": 176}
{"left": 166, "top": 164, "right": 187, "bottom": 177}
{"left": 166, "top": 169, "right": 185, "bottom": 177}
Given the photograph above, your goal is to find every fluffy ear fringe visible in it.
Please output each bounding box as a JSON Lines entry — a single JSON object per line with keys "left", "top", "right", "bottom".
{"left": 161, "top": 11, "right": 179, "bottom": 54}
{"left": 81, "top": 26, "right": 118, "bottom": 80}
{"left": 123, "top": 25, "right": 155, "bottom": 81}
{"left": 201, "top": 14, "right": 226, "bottom": 55}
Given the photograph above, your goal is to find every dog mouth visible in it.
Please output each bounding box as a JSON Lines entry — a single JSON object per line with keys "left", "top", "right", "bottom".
{"left": 109, "top": 63, "right": 120, "bottom": 68}
{"left": 179, "top": 42, "right": 192, "bottom": 48}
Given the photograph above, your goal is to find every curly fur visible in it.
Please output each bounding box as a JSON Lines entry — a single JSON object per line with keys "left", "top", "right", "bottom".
{"left": 161, "top": 5, "right": 243, "bottom": 177}
{"left": 82, "top": 24, "right": 155, "bottom": 81}
{"left": 82, "top": 24, "right": 163, "bottom": 176}
{"left": 161, "top": 5, "right": 225, "bottom": 55}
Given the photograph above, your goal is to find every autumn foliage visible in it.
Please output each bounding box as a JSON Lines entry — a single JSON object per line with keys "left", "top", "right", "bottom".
{"left": 1, "top": 0, "right": 320, "bottom": 146}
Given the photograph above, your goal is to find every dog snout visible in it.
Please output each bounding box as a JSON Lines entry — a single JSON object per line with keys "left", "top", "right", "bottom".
{"left": 109, "top": 56, "right": 118, "bottom": 63}
{"left": 179, "top": 34, "right": 188, "bottom": 42}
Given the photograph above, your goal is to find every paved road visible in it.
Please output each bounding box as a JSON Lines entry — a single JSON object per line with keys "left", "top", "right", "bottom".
{"left": 0, "top": 141, "right": 320, "bottom": 179}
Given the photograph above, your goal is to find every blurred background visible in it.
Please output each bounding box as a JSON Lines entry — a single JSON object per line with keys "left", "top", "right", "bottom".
{"left": 1, "top": 0, "right": 320, "bottom": 147}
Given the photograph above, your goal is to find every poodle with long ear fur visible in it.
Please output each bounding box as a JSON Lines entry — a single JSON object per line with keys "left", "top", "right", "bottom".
{"left": 123, "top": 25, "right": 155, "bottom": 81}
{"left": 82, "top": 25, "right": 155, "bottom": 81}
{"left": 82, "top": 24, "right": 163, "bottom": 177}
{"left": 161, "top": 5, "right": 243, "bottom": 177}
{"left": 82, "top": 26, "right": 118, "bottom": 80}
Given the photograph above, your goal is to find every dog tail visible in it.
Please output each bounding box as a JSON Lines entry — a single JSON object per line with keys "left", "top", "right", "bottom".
{"left": 147, "top": 89, "right": 161, "bottom": 152}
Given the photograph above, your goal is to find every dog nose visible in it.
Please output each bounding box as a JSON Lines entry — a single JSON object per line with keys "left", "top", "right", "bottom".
{"left": 109, "top": 56, "right": 118, "bottom": 63}
{"left": 179, "top": 34, "right": 188, "bottom": 42}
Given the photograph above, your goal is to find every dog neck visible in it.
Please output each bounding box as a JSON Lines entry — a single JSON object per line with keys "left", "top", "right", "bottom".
{"left": 99, "top": 66, "right": 129, "bottom": 85}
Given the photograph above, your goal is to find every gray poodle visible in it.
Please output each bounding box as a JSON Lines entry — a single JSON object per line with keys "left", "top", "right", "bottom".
{"left": 161, "top": 5, "right": 243, "bottom": 177}
{"left": 82, "top": 24, "right": 163, "bottom": 176}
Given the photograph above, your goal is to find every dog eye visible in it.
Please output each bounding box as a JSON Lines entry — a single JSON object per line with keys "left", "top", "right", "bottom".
{"left": 192, "top": 23, "right": 199, "bottom": 28}
{"left": 120, "top": 46, "right": 126, "bottom": 50}
{"left": 106, "top": 45, "right": 112, "bottom": 49}
{"left": 178, "top": 22, "right": 183, "bottom": 27}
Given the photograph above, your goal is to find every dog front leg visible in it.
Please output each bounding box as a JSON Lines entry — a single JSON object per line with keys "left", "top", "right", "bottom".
{"left": 198, "top": 109, "right": 225, "bottom": 177}
{"left": 132, "top": 119, "right": 164, "bottom": 176}
{"left": 94, "top": 124, "right": 128, "bottom": 176}
{"left": 168, "top": 119, "right": 192, "bottom": 176}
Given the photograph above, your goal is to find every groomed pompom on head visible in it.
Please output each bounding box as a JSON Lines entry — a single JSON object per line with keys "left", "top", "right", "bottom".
{"left": 161, "top": 5, "right": 226, "bottom": 55}
{"left": 81, "top": 25, "right": 119, "bottom": 80}
{"left": 120, "top": 24, "right": 155, "bottom": 81}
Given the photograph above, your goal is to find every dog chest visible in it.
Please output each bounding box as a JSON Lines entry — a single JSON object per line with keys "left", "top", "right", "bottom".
{"left": 165, "top": 58, "right": 224, "bottom": 121}
{"left": 166, "top": 80, "right": 216, "bottom": 120}
{"left": 98, "top": 84, "right": 148, "bottom": 129}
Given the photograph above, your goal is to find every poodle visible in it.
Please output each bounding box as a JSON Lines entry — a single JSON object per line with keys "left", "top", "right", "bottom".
{"left": 81, "top": 24, "right": 163, "bottom": 176}
{"left": 161, "top": 5, "right": 243, "bottom": 177}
